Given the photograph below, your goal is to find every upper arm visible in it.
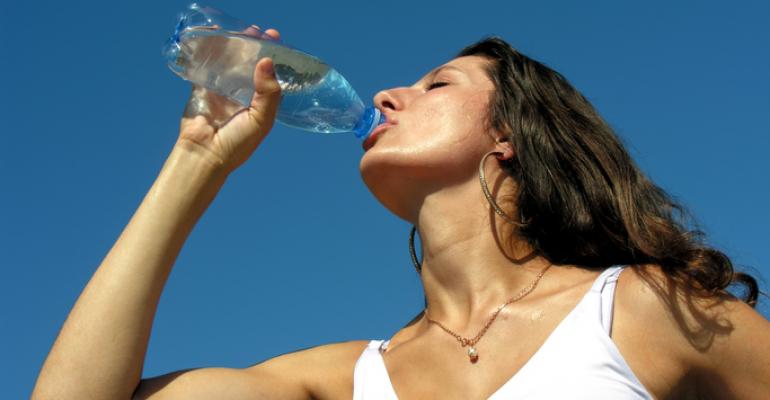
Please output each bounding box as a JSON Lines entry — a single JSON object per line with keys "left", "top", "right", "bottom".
{"left": 699, "top": 299, "right": 770, "bottom": 398}
{"left": 132, "top": 340, "right": 369, "bottom": 400}
{"left": 132, "top": 367, "right": 304, "bottom": 400}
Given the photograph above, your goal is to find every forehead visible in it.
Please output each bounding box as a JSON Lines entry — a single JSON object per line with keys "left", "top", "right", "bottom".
{"left": 421, "top": 55, "right": 493, "bottom": 84}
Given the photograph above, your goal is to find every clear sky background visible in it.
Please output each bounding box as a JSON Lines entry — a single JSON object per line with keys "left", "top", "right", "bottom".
{"left": 2, "top": 0, "right": 768, "bottom": 397}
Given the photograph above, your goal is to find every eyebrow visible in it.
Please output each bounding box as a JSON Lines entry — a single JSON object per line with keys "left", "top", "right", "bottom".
{"left": 426, "top": 65, "right": 465, "bottom": 80}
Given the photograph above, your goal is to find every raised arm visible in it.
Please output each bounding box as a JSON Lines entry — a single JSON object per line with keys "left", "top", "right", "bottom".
{"left": 31, "top": 50, "right": 283, "bottom": 400}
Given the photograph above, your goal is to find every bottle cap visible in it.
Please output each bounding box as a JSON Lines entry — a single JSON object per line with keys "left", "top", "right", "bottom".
{"left": 354, "top": 107, "right": 386, "bottom": 139}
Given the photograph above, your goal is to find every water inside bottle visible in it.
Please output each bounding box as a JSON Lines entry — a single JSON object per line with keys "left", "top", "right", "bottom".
{"left": 174, "top": 28, "right": 365, "bottom": 133}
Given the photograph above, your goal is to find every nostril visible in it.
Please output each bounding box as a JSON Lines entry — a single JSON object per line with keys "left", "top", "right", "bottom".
{"left": 374, "top": 89, "right": 400, "bottom": 111}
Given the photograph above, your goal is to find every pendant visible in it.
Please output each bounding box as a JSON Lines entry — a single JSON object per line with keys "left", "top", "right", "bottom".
{"left": 467, "top": 346, "right": 479, "bottom": 363}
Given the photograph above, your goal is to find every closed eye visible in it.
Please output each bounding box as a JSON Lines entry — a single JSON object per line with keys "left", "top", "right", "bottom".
{"left": 426, "top": 81, "right": 449, "bottom": 91}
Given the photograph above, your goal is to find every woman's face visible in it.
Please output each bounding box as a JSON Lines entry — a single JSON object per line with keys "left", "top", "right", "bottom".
{"left": 360, "top": 55, "right": 500, "bottom": 221}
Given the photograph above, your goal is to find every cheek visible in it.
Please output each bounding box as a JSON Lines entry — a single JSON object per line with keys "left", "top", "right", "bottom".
{"left": 458, "top": 92, "right": 491, "bottom": 130}
{"left": 359, "top": 93, "right": 493, "bottom": 217}
{"left": 412, "top": 92, "right": 490, "bottom": 149}
{"left": 423, "top": 92, "right": 491, "bottom": 157}
{"left": 360, "top": 92, "right": 492, "bottom": 176}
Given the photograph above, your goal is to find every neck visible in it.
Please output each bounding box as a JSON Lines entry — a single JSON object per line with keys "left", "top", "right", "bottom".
{"left": 414, "top": 177, "right": 552, "bottom": 333}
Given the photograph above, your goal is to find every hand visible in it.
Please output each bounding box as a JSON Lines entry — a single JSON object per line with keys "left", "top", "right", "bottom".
{"left": 178, "top": 28, "right": 283, "bottom": 172}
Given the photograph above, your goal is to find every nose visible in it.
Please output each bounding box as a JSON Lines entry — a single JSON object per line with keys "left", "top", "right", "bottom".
{"left": 374, "top": 86, "right": 411, "bottom": 113}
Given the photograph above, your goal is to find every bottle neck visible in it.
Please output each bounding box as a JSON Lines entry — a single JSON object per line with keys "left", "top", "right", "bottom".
{"left": 353, "top": 107, "right": 385, "bottom": 139}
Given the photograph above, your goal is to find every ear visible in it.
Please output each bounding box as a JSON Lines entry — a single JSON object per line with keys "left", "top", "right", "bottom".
{"left": 494, "top": 137, "right": 515, "bottom": 161}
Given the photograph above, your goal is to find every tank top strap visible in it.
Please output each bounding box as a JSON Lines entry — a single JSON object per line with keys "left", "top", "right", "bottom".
{"left": 585, "top": 265, "right": 626, "bottom": 335}
{"left": 353, "top": 340, "right": 398, "bottom": 400}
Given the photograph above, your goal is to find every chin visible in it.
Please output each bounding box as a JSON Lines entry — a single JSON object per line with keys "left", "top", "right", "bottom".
{"left": 359, "top": 144, "right": 482, "bottom": 222}
{"left": 359, "top": 151, "right": 422, "bottom": 223}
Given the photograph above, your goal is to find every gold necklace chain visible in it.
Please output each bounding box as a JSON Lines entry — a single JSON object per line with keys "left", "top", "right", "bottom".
{"left": 425, "top": 264, "right": 552, "bottom": 363}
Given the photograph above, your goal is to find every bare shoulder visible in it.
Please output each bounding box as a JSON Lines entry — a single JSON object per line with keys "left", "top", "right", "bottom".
{"left": 615, "top": 264, "right": 770, "bottom": 399}
{"left": 250, "top": 339, "right": 371, "bottom": 399}
{"left": 134, "top": 340, "right": 370, "bottom": 400}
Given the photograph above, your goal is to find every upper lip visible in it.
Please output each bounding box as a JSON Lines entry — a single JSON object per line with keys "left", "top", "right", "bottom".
{"left": 382, "top": 111, "right": 395, "bottom": 126}
{"left": 377, "top": 111, "right": 396, "bottom": 129}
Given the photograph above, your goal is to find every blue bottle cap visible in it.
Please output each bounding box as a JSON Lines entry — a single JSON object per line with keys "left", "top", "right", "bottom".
{"left": 354, "top": 107, "right": 386, "bottom": 139}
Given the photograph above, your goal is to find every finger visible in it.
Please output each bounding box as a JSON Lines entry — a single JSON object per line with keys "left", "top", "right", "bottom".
{"left": 243, "top": 25, "right": 262, "bottom": 38}
{"left": 241, "top": 24, "right": 280, "bottom": 42}
{"left": 248, "top": 58, "right": 282, "bottom": 130}
{"left": 264, "top": 28, "right": 281, "bottom": 41}
{"left": 183, "top": 85, "right": 211, "bottom": 120}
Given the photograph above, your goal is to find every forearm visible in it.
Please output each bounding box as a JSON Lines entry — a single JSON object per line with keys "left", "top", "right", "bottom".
{"left": 33, "top": 142, "right": 229, "bottom": 400}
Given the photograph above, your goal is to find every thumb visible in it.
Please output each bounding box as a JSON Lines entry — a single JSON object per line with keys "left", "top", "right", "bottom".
{"left": 247, "top": 58, "right": 282, "bottom": 133}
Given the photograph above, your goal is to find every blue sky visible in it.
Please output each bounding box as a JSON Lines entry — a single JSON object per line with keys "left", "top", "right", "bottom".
{"left": 2, "top": 0, "right": 768, "bottom": 397}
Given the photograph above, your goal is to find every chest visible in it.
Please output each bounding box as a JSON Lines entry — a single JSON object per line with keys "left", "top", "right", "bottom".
{"left": 349, "top": 304, "right": 690, "bottom": 399}
{"left": 341, "top": 266, "right": 703, "bottom": 400}
{"left": 383, "top": 308, "right": 583, "bottom": 399}
{"left": 394, "top": 316, "right": 685, "bottom": 399}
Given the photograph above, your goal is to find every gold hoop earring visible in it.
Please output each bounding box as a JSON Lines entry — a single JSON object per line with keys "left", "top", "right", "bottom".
{"left": 409, "top": 226, "right": 422, "bottom": 273}
{"left": 479, "top": 151, "right": 526, "bottom": 226}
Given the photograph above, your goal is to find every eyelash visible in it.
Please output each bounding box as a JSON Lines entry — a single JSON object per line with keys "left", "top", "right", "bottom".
{"left": 427, "top": 81, "right": 449, "bottom": 91}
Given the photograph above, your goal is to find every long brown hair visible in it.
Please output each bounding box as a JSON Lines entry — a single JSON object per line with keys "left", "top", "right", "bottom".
{"left": 459, "top": 38, "right": 762, "bottom": 306}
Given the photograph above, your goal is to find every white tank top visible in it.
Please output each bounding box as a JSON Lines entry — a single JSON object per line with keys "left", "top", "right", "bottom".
{"left": 353, "top": 265, "right": 654, "bottom": 399}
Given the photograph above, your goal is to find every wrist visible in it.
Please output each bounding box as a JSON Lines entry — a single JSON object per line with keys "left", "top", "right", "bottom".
{"left": 172, "top": 138, "right": 232, "bottom": 174}
{"left": 151, "top": 141, "right": 231, "bottom": 214}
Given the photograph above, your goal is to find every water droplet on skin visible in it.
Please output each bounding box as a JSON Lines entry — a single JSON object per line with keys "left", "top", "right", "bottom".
{"left": 530, "top": 310, "right": 544, "bottom": 322}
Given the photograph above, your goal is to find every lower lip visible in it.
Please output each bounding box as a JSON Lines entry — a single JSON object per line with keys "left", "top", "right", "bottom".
{"left": 363, "top": 123, "right": 393, "bottom": 151}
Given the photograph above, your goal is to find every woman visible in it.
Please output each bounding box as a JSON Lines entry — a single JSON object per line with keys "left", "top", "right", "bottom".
{"left": 32, "top": 30, "right": 769, "bottom": 399}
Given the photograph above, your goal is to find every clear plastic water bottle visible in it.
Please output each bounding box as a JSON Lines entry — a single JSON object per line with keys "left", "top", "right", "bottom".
{"left": 162, "top": 3, "right": 383, "bottom": 138}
